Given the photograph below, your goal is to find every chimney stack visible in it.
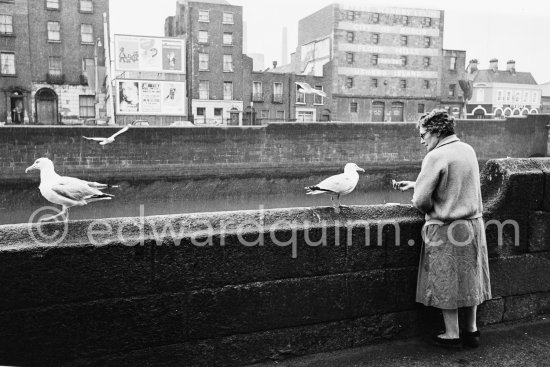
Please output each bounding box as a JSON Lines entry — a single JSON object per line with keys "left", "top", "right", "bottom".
{"left": 506, "top": 60, "right": 516, "bottom": 73}
{"left": 489, "top": 58, "right": 498, "bottom": 72}
{"left": 272, "top": 61, "right": 278, "bottom": 69}
{"left": 468, "top": 59, "right": 478, "bottom": 74}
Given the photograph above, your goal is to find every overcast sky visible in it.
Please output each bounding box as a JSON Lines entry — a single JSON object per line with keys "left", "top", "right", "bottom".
{"left": 109, "top": 0, "right": 550, "bottom": 84}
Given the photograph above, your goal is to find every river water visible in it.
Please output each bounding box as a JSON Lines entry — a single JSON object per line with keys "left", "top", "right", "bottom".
{"left": 0, "top": 176, "right": 414, "bottom": 225}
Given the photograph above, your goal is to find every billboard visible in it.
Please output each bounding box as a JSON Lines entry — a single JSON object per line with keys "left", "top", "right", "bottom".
{"left": 117, "top": 80, "right": 186, "bottom": 115}
{"left": 114, "top": 35, "right": 186, "bottom": 74}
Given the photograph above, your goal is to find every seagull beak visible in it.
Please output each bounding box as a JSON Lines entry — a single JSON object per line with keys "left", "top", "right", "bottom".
{"left": 357, "top": 167, "right": 365, "bottom": 172}
{"left": 25, "top": 164, "right": 37, "bottom": 173}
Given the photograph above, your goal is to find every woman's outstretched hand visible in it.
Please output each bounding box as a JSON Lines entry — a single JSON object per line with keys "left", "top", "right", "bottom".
{"left": 392, "top": 179, "right": 415, "bottom": 191}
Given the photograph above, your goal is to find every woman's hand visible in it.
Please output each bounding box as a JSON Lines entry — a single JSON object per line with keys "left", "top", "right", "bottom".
{"left": 392, "top": 180, "right": 415, "bottom": 191}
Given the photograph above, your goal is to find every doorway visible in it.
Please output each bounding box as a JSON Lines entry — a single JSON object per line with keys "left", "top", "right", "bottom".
{"left": 391, "top": 102, "right": 404, "bottom": 122}
{"left": 372, "top": 101, "right": 385, "bottom": 122}
{"left": 10, "top": 97, "right": 24, "bottom": 124}
{"left": 35, "top": 88, "right": 58, "bottom": 124}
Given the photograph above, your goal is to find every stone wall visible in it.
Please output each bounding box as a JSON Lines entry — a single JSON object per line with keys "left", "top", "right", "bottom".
{"left": 0, "top": 115, "right": 548, "bottom": 185}
{"left": 0, "top": 158, "right": 549, "bottom": 366}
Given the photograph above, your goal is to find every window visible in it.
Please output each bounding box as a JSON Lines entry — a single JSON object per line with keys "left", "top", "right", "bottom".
{"left": 532, "top": 92, "right": 538, "bottom": 103}
{"left": 81, "top": 24, "right": 93, "bottom": 44}
{"left": 450, "top": 56, "right": 457, "bottom": 70}
{"left": 273, "top": 82, "right": 283, "bottom": 103}
{"left": 223, "top": 54, "right": 233, "bottom": 72}
{"left": 214, "top": 108, "right": 223, "bottom": 116}
{"left": 423, "top": 80, "right": 430, "bottom": 89}
{"left": 223, "top": 12, "right": 233, "bottom": 24}
{"left": 296, "top": 110, "right": 314, "bottom": 122}
{"left": 346, "top": 10, "right": 355, "bottom": 21}
{"left": 199, "top": 81, "right": 209, "bottom": 99}
{"left": 418, "top": 103, "right": 425, "bottom": 113}
{"left": 198, "top": 30, "right": 208, "bottom": 43}
{"left": 400, "top": 79, "right": 407, "bottom": 88}
{"left": 79, "top": 95, "right": 95, "bottom": 118}
{"left": 46, "top": 0, "right": 59, "bottom": 9}
{"left": 346, "top": 31, "right": 354, "bottom": 43}
{"left": 350, "top": 102, "right": 358, "bottom": 113}
{"left": 400, "top": 35, "right": 407, "bottom": 46}
{"left": 197, "top": 107, "right": 205, "bottom": 116}
{"left": 346, "top": 77, "right": 353, "bottom": 88}
{"left": 514, "top": 91, "right": 520, "bottom": 102}
{"left": 0, "top": 52, "right": 15, "bottom": 75}
{"left": 371, "top": 54, "right": 378, "bottom": 65}
{"left": 448, "top": 84, "right": 456, "bottom": 97}
{"left": 371, "top": 78, "right": 378, "bottom": 88}
{"left": 199, "top": 53, "right": 209, "bottom": 70}
{"left": 371, "top": 13, "right": 379, "bottom": 23}
{"left": 296, "top": 83, "right": 305, "bottom": 103}
{"left": 253, "top": 81, "right": 263, "bottom": 101}
{"left": 80, "top": 0, "right": 93, "bottom": 12}
{"left": 402, "top": 15, "right": 409, "bottom": 26}
{"left": 346, "top": 52, "right": 354, "bottom": 64}
{"left": 523, "top": 91, "right": 529, "bottom": 102}
{"left": 276, "top": 111, "right": 285, "bottom": 120}
{"left": 0, "top": 14, "right": 13, "bottom": 34}
{"left": 371, "top": 33, "right": 379, "bottom": 44}
{"left": 423, "top": 57, "right": 431, "bottom": 67}
{"left": 198, "top": 10, "right": 209, "bottom": 22}
{"left": 314, "top": 86, "right": 324, "bottom": 105}
{"left": 47, "top": 21, "right": 60, "bottom": 42}
{"left": 424, "top": 37, "right": 431, "bottom": 48}
{"left": 260, "top": 110, "right": 269, "bottom": 119}
{"left": 223, "top": 32, "right": 233, "bottom": 45}
{"left": 48, "top": 56, "right": 62, "bottom": 75}
{"left": 400, "top": 55, "right": 407, "bottom": 66}
{"left": 506, "top": 91, "right": 511, "bottom": 102}
{"left": 223, "top": 81, "right": 233, "bottom": 100}
{"left": 423, "top": 17, "right": 432, "bottom": 27}
{"left": 497, "top": 90, "right": 503, "bottom": 101}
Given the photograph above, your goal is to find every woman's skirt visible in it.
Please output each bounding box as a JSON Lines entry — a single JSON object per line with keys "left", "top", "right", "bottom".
{"left": 416, "top": 217, "right": 492, "bottom": 309}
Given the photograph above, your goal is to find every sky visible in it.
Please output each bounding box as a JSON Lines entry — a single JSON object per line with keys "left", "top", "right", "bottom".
{"left": 109, "top": 0, "right": 550, "bottom": 84}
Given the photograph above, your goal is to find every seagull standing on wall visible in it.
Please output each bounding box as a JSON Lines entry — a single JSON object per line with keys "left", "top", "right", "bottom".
{"left": 305, "top": 163, "right": 365, "bottom": 212}
{"left": 82, "top": 125, "right": 130, "bottom": 145}
{"left": 25, "top": 158, "right": 117, "bottom": 222}
{"left": 295, "top": 81, "right": 328, "bottom": 97}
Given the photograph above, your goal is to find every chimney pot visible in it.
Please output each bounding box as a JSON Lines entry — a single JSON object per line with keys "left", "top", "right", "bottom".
{"left": 489, "top": 58, "right": 498, "bottom": 72}
{"left": 506, "top": 60, "right": 516, "bottom": 73}
{"left": 273, "top": 61, "right": 278, "bottom": 69}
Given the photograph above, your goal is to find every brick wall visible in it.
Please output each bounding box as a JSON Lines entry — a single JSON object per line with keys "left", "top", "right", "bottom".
{"left": 0, "top": 158, "right": 549, "bottom": 366}
{"left": 0, "top": 115, "right": 547, "bottom": 185}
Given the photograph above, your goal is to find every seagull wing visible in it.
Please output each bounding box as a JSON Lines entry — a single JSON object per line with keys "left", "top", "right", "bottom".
{"left": 316, "top": 173, "right": 355, "bottom": 193}
{"left": 53, "top": 176, "right": 104, "bottom": 201}
{"left": 83, "top": 136, "right": 107, "bottom": 142}
{"left": 108, "top": 126, "right": 130, "bottom": 140}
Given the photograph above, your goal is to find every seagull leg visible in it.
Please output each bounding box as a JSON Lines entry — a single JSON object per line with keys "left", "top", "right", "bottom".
{"left": 64, "top": 207, "right": 70, "bottom": 222}
{"left": 333, "top": 194, "right": 341, "bottom": 213}
{"left": 42, "top": 206, "right": 67, "bottom": 222}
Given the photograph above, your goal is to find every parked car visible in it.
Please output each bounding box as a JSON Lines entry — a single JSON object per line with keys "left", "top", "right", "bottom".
{"left": 131, "top": 120, "right": 149, "bottom": 126}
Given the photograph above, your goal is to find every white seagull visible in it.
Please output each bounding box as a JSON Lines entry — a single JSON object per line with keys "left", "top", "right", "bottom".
{"left": 25, "top": 158, "right": 117, "bottom": 222}
{"left": 82, "top": 125, "right": 130, "bottom": 145}
{"left": 305, "top": 163, "right": 365, "bottom": 211}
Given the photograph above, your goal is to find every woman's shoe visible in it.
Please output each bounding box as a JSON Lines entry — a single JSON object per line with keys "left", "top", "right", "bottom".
{"left": 461, "top": 330, "right": 480, "bottom": 348}
{"left": 427, "top": 334, "right": 463, "bottom": 349}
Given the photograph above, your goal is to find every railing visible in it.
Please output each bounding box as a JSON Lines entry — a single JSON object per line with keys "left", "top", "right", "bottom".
{"left": 272, "top": 93, "right": 283, "bottom": 103}
{"left": 47, "top": 72, "right": 65, "bottom": 85}
{"left": 252, "top": 93, "right": 264, "bottom": 102}
{"left": 193, "top": 117, "right": 229, "bottom": 125}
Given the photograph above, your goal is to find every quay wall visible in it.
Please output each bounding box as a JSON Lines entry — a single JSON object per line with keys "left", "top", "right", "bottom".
{"left": 0, "top": 159, "right": 549, "bottom": 366}
{"left": 0, "top": 115, "right": 548, "bottom": 185}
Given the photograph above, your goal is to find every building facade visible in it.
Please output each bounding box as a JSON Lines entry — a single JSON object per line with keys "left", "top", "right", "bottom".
{"left": 440, "top": 49, "right": 466, "bottom": 117}
{"left": 166, "top": 0, "right": 244, "bottom": 125}
{"left": 465, "top": 59, "right": 541, "bottom": 119}
{"left": 0, "top": 0, "right": 109, "bottom": 124}
{"left": 296, "top": 3, "right": 450, "bottom": 122}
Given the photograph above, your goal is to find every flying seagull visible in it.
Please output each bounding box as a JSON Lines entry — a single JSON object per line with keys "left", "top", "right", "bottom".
{"left": 25, "top": 158, "right": 117, "bottom": 222}
{"left": 82, "top": 125, "right": 130, "bottom": 145}
{"left": 305, "top": 163, "right": 364, "bottom": 211}
{"left": 295, "top": 81, "right": 328, "bottom": 97}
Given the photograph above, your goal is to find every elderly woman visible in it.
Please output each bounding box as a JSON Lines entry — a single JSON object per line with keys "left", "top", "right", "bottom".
{"left": 393, "top": 109, "right": 491, "bottom": 348}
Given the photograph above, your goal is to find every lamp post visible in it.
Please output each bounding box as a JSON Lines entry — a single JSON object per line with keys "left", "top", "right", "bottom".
{"left": 94, "top": 37, "right": 102, "bottom": 120}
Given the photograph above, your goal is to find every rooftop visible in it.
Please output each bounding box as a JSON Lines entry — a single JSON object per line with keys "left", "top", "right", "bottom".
{"left": 473, "top": 69, "right": 538, "bottom": 85}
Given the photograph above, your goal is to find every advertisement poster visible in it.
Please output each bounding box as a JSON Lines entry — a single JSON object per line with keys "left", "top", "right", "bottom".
{"left": 118, "top": 81, "right": 140, "bottom": 113}
{"left": 140, "top": 82, "right": 162, "bottom": 113}
{"left": 117, "top": 80, "right": 186, "bottom": 115}
{"left": 115, "top": 35, "right": 185, "bottom": 74}
{"left": 162, "top": 82, "right": 185, "bottom": 114}
{"left": 139, "top": 38, "right": 162, "bottom": 71}
{"left": 162, "top": 39, "right": 184, "bottom": 72}
{"left": 116, "top": 37, "right": 140, "bottom": 70}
